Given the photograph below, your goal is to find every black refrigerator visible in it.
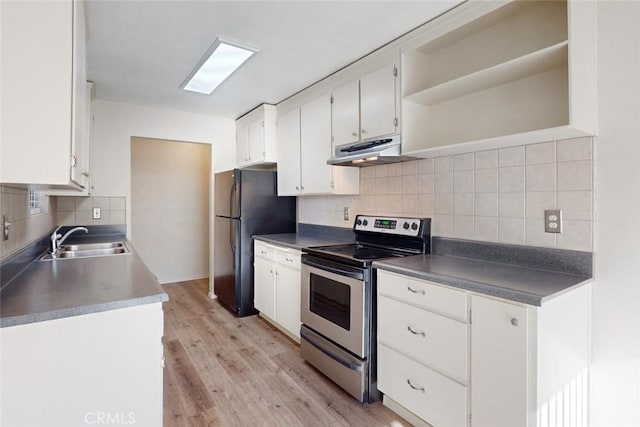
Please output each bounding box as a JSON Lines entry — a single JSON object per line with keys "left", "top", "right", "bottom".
{"left": 214, "top": 169, "right": 296, "bottom": 317}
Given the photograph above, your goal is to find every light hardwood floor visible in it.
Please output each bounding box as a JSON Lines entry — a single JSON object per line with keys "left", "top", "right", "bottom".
{"left": 162, "top": 279, "right": 410, "bottom": 427}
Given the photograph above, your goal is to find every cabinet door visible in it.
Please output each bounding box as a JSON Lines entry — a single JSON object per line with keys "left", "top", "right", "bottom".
{"left": 276, "top": 108, "right": 302, "bottom": 196}
{"left": 254, "top": 257, "right": 276, "bottom": 319}
{"left": 236, "top": 125, "right": 250, "bottom": 167}
{"left": 301, "top": 94, "right": 334, "bottom": 194}
{"left": 248, "top": 119, "right": 265, "bottom": 163}
{"left": 360, "top": 64, "right": 397, "bottom": 139}
{"left": 276, "top": 263, "right": 301, "bottom": 339}
{"left": 70, "top": 0, "right": 87, "bottom": 187}
{"left": 332, "top": 80, "right": 360, "bottom": 148}
{"left": 471, "top": 295, "right": 528, "bottom": 427}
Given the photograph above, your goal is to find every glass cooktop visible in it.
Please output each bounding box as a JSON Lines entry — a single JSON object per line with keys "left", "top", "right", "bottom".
{"left": 308, "top": 243, "right": 415, "bottom": 262}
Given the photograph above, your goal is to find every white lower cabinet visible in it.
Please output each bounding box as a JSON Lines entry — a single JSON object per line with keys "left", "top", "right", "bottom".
{"left": 254, "top": 240, "right": 302, "bottom": 340}
{"left": 0, "top": 303, "right": 164, "bottom": 427}
{"left": 377, "top": 269, "right": 591, "bottom": 427}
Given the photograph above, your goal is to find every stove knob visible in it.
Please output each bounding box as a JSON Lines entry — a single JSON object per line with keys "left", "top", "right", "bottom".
{"left": 411, "top": 222, "right": 419, "bottom": 230}
{"left": 403, "top": 222, "right": 410, "bottom": 230}
{"left": 356, "top": 219, "right": 362, "bottom": 226}
{"left": 362, "top": 219, "right": 368, "bottom": 226}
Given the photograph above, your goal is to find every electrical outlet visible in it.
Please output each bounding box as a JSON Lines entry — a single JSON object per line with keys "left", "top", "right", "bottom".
{"left": 544, "top": 209, "right": 562, "bottom": 233}
{"left": 343, "top": 207, "right": 350, "bottom": 221}
{"left": 92, "top": 207, "right": 101, "bottom": 220}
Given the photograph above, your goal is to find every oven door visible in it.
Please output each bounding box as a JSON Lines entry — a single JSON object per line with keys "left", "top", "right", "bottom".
{"left": 301, "top": 256, "right": 367, "bottom": 358}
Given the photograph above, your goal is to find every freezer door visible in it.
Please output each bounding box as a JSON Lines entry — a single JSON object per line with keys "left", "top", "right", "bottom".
{"left": 214, "top": 170, "right": 239, "bottom": 218}
{"left": 213, "top": 216, "right": 239, "bottom": 312}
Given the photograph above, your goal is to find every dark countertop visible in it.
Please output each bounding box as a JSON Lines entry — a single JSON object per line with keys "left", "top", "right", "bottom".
{"left": 0, "top": 234, "right": 168, "bottom": 328}
{"left": 253, "top": 233, "right": 353, "bottom": 251}
{"left": 373, "top": 254, "right": 591, "bottom": 306}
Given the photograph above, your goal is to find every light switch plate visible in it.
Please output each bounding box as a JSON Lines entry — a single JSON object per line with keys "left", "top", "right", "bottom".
{"left": 92, "top": 207, "right": 101, "bottom": 220}
{"left": 544, "top": 209, "right": 562, "bottom": 233}
{"left": 343, "top": 207, "right": 350, "bottom": 221}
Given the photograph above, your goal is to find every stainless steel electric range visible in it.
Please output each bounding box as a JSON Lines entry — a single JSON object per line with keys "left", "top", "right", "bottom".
{"left": 300, "top": 215, "right": 431, "bottom": 403}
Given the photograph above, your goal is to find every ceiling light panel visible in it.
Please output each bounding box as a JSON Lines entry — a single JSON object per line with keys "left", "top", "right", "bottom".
{"left": 182, "top": 38, "right": 256, "bottom": 95}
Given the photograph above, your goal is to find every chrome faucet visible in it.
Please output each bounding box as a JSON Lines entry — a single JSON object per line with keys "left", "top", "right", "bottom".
{"left": 50, "top": 226, "right": 88, "bottom": 254}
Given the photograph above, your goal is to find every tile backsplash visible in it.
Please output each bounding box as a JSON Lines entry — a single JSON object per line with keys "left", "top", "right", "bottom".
{"left": 298, "top": 137, "right": 593, "bottom": 252}
{"left": 56, "top": 196, "right": 126, "bottom": 227}
{"left": 0, "top": 186, "right": 57, "bottom": 260}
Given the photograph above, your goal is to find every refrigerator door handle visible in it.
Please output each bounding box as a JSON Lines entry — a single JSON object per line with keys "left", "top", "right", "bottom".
{"left": 230, "top": 220, "right": 236, "bottom": 268}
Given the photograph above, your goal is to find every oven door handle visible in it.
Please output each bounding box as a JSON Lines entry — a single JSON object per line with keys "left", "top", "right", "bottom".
{"left": 301, "top": 327, "right": 365, "bottom": 372}
{"left": 302, "top": 257, "right": 364, "bottom": 281}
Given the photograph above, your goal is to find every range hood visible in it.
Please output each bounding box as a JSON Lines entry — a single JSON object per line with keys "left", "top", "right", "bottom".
{"left": 327, "top": 134, "right": 417, "bottom": 167}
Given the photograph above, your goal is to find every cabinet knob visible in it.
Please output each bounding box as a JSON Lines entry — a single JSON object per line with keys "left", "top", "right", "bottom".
{"left": 295, "top": 186, "right": 299, "bottom": 190}
{"left": 361, "top": 129, "right": 367, "bottom": 134}
{"left": 407, "top": 379, "right": 425, "bottom": 393}
{"left": 352, "top": 131, "right": 358, "bottom": 137}
{"left": 407, "top": 326, "right": 426, "bottom": 337}
{"left": 407, "top": 286, "right": 426, "bottom": 295}
{"left": 285, "top": 257, "right": 293, "bottom": 262}
{"left": 511, "top": 318, "right": 519, "bottom": 327}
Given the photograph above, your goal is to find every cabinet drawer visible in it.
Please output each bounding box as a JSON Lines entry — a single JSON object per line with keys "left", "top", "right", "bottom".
{"left": 254, "top": 241, "right": 276, "bottom": 260}
{"left": 378, "top": 270, "right": 468, "bottom": 321}
{"left": 378, "top": 344, "right": 468, "bottom": 427}
{"left": 378, "top": 296, "right": 468, "bottom": 384}
{"left": 276, "top": 248, "right": 301, "bottom": 269}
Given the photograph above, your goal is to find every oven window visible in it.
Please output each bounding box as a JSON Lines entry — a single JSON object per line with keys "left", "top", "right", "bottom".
{"left": 309, "top": 273, "right": 350, "bottom": 330}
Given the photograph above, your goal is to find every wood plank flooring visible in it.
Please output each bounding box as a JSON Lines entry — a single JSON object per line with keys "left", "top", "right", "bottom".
{"left": 162, "top": 279, "right": 410, "bottom": 427}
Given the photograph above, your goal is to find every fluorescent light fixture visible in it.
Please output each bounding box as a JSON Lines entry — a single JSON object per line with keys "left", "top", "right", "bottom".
{"left": 181, "top": 38, "right": 256, "bottom": 94}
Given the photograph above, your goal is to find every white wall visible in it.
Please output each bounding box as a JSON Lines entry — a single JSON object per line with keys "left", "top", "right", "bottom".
{"left": 131, "top": 138, "right": 210, "bottom": 284}
{"left": 591, "top": 2, "right": 640, "bottom": 426}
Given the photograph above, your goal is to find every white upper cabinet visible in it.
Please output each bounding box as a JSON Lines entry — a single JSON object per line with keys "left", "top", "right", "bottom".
{"left": 401, "top": 0, "right": 596, "bottom": 156}
{"left": 276, "top": 95, "right": 359, "bottom": 196}
{"left": 1, "top": 0, "right": 89, "bottom": 189}
{"left": 359, "top": 64, "right": 398, "bottom": 140}
{"left": 331, "top": 80, "right": 360, "bottom": 148}
{"left": 331, "top": 63, "right": 399, "bottom": 149}
{"left": 236, "top": 104, "right": 277, "bottom": 168}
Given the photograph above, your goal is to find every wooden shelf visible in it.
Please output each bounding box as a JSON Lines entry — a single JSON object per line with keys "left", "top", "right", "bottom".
{"left": 404, "top": 41, "right": 568, "bottom": 106}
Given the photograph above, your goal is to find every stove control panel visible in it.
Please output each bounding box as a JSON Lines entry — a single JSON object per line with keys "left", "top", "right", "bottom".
{"left": 354, "top": 215, "right": 424, "bottom": 236}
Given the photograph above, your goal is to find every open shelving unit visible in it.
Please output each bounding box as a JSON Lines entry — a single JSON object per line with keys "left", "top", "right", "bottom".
{"left": 401, "top": 0, "right": 596, "bottom": 156}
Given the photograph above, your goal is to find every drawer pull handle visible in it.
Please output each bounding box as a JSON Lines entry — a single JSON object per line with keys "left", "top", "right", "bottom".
{"left": 407, "top": 326, "right": 426, "bottom": 337}
{"left": 285, "top": 257, "right": 293, "bottom": 262}
{"left": 407, "top": 286, "right": 426, "bottom": 295}
{"left": 407, "top": 379, "right": 425, "bottom": 393}
{"left": 260, "top": 250, "right": 267, "bottom": 255}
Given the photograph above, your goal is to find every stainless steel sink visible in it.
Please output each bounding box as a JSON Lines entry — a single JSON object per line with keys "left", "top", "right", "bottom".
{"left": 40, "top": 241, "right": 131, "bottom": 261}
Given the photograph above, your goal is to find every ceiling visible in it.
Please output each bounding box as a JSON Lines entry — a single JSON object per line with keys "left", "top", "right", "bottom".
{"left": 85, "top": 0, "right": 461, "bottom": 119}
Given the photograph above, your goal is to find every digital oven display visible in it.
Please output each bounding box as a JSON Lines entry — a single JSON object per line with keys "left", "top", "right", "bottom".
{"left": 374, "top": 219, "right": 396, "bottom": 230}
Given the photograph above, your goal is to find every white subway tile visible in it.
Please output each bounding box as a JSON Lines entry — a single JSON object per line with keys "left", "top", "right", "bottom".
{"left": 498, "top": 217, "right": 525, "bottom": 244}
{"left": 434, "top": 172, "right": 453, "bottom": 193}
{"left": 417, "top": 158, "right": 434, "bottom": 174}
{"left": 525, "top": 219, "right": 557, "bottom": 248}
{"left": 499, "top": 146, "right": 525, "bottom": 166}
{"left": 402, "top": 174, "right": 418, "bottom": 194}
{"left": 475, "top": 217, "right": 498, "bottom": 241}
{"left": 475, "top": 193, "right": 498, "bottom": 217}
{"left": 454, "top": 170, "right": 474, "bottom": 193}
{"left": 375, "top": 164, "right": 389, "bottom": 178}
{"left": 375, "top": 177, "right": 389, "bottom": 195}
{"left": 454, "top": 153, "right": 474, "bottom": 171}
{"left": 526, "top": 163, "right": 556, "bottom": 192}
{"left": 435, "top": 156, "right": 453, "bottom": 173}
{"left": 526, "top": 191, "right": 556, "bottom": 219}
{"left": 557, "top": 191, "right": 593, "bottom": 221}
{"left": 454, "top": 215, "right": 475, "bottom": 239}
{"left": 375, "top": 195, "right": 388, "bottom": 213}
{"left": 475, "top": 168, "right": 498, "bottom": 193}
{"left": 557, "top": 220, "right": 592, "bottom": 252}
{"left": 557, "top": 161, "right": 592, "bottom": 191}
{"left": 499, "top": 166, "right": 525, "bottom": 192}
{"left": 475, "top": 149, "right": 498, "bottom": 169}
{"left": 360, "top": 195, "right": 376, "bottom": 213}
{"left": 402, "top": 160, "right": 418, "bottom": 176}
{"left": 361, "top": 166, "right": 377, "bottom": 180}
{"left": 402, "top": 194, "right": 418, "bottom": 215}
{"left": 417, "top": 173, "right": 434, "bottom": 194}
{"left": 526, "top": 141, "right": 556, "bottom": 164}
{"left": 360, "top": 178, "right": 376, "bottom": 195}
{"left": 435, "top": 193, "right": 454, "bottom": 215}
{"left": 454, "top": 193, "right": 474, "bottom": 215}
{"left": 388, "top": 195, "right": 403, "bottom": 214}
{"left": 557, "top": 137, "right": 592, "bottom": 162}
{"left": 499, "top": 192, "right": 525, "bottom": 218}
